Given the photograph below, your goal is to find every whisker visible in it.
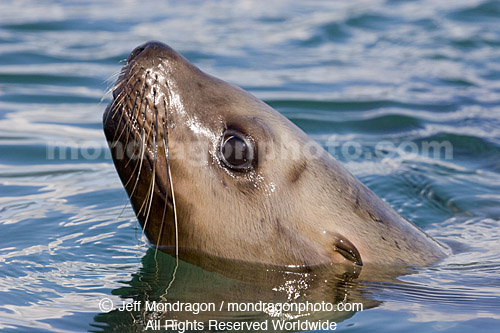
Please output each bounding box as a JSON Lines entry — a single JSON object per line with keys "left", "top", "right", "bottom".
{"left": 110, "top": 74, "right": 142, "bottom": 119}
{"left": 115, "top": 192, "right": 131, "bottom": 224}
{"left": 162, "top": 88, "right": 179, "bottom": 295}
{"left": 122, "top": 92, "right": 142, "bottom": 169}
{"left": 165, "top": 143, "right": 179, "bottom": 295}
{"left": 137, "top": 99, "right": 154, "bottom": 216}
{"left": 115, "top": 128, "right": 145, "bottom": 224}
{"left": 126, "top": 78, "right": 149, "bottom": 200}
{"left": 109, "top": 91, "right": 131, "bottom": 145}
{"left": 155, "top": 105, "right": 166, "bottom": 257}
{"left": 103, "top": 62, "right": 142, "bottom": 230}
{"left": 110, "top": 75, "right": 139, "bottom": 122}
{"left": 127, "top": 128, "right": 146, "bottom": 201}
{"left": 106, "top": 64, "right": 143, "bottom": 124}
{"left": 141, "top": 123, "right": 156, "bottom": 241}
{"left": 100, "top": 66, "right": 127, "bottom": 105}
{"left": 108, "top": 83, "right": 133, "bottom": 146}
{"left": 137, "top": 164, "right": 154, "bottom": 216}
{"left": 112, "top": 76, "right": 146, "bottom": 146}
{"left": 164, "top": 131, "right": 179, "bottom": 295}
{"left": 141, "top": 84, "right": 160, "bottom": 241}
{"left": 155, "top": 136, "right": 167, "bottom": 257}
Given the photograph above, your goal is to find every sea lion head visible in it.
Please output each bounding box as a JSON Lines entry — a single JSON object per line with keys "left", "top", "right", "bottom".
{"left": 104, "top": 41, "right": 446, "bottom": 270}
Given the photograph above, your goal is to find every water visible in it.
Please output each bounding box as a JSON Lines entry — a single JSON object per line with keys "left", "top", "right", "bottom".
{"left": 1, "top": 0, "right": 499, "bottom": 331}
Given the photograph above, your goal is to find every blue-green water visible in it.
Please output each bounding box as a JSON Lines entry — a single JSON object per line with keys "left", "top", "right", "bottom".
{"left": 1, "top": 0, "right": 500, "bottom": 332}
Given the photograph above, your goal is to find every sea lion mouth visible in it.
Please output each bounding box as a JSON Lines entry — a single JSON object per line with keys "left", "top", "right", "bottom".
{"left": 332, "top": 234, "right": 363, "bottom": 266}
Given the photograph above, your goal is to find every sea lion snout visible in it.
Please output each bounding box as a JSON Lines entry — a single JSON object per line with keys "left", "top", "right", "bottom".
{"left": 126, "top": 41, "right": 176, "bottom": 64}
{"left": 126, "top": 43, "right": 147, "bottom": 64}
{"left": 111, "top": 41, "right": 183, "bottom": 99}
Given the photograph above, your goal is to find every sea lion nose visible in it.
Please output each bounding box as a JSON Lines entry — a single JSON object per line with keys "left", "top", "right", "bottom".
{"left": 113, "top": 41, "right": 171, "bottom": 99}
{"left": 126, "top": 45, "right": 146, "bottom": 64}
{"left": 126, "top": 41, "right": 171, "bottom": 64}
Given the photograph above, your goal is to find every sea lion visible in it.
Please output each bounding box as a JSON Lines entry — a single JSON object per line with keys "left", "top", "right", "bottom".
{"left": 103, "top": 41, "right": 447, "bottom": 270}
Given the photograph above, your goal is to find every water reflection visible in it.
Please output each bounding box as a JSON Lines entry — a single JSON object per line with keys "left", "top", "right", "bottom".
{"left": 92, "top": 248, "right": 381, "bottom": 331}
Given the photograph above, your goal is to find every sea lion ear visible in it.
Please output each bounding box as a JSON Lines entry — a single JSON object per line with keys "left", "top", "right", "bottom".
{"left": 332, "top": 234, "right": 363, "bottom": 266}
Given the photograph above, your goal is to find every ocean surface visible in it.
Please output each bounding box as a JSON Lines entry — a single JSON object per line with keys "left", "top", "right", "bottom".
{"left": 1, "top": 0, "right": 499, "bottom": 332}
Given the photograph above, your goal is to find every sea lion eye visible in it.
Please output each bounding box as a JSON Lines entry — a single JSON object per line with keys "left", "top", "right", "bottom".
{"left": 220, "top": 130, "right": 254, "bottom": 171}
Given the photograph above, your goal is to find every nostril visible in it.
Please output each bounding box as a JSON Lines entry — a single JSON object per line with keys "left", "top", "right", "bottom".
{"left": 126, "top": 45, "right": 146, "bottom": 64}
{"left": 114, "top": 41, "right": 170, "bottom": 100}
{"left": 125, "top": 41, "right": 171, "bottom": 65}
